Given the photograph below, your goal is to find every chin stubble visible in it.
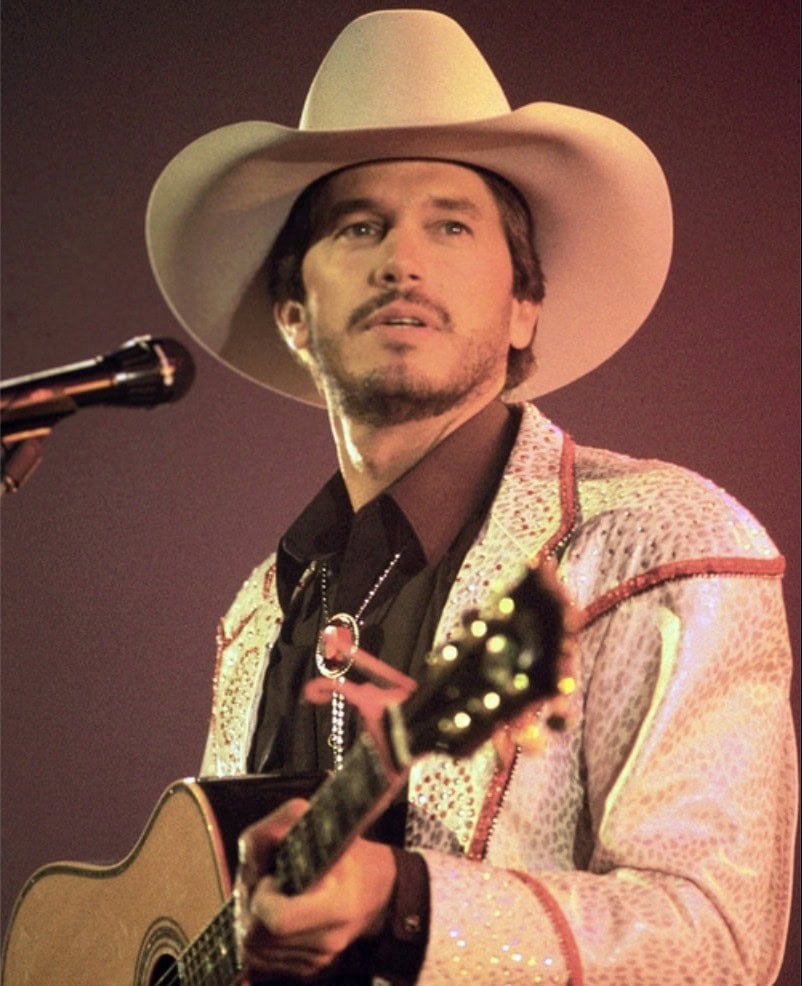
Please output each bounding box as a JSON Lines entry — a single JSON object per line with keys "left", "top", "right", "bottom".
{"left": 308, "top": 291, "right": 506, "bottom": 426}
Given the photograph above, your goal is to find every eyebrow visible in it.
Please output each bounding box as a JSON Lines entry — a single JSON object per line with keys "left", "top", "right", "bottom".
{"left": 319, "top": 197, "right": 380, "bottom": 232}
{"left": 427, "top": 196, "right": 483, "bottom": 218}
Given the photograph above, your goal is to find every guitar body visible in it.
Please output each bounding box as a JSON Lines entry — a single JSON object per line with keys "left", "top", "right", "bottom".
{"left": 2, "top": 775, "right": 321, "bottom": 986}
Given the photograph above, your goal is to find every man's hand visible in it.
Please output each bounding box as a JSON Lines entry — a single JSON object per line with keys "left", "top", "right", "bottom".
{"left": 235, "top": 798, "right": 397, "bottom": 980}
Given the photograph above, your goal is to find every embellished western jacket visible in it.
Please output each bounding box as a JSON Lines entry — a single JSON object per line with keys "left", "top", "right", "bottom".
{"left": 201, "top": 404, "right": 796, "bottom": 985}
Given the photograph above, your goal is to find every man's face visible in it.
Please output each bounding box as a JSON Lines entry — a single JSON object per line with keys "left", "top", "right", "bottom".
{"left": 275, "top": 160, "right": 538, "bottom": 425}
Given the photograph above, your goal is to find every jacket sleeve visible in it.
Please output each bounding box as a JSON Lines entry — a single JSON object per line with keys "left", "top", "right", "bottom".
{"left": 415, "top": 573, "right": 797, "bottom": 985}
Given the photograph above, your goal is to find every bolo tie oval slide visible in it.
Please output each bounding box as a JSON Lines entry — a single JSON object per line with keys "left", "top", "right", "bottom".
{"left": 314, "top": 551, "right": 403, "bottom": 771}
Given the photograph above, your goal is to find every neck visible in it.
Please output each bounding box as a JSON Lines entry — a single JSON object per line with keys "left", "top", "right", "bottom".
{"left": 329, "top": 396, "right": 497, "bottom": 510}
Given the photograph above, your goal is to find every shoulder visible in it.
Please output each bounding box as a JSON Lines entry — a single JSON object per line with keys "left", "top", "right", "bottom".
{"left": 573, "top": 443, "right": 777, "bottom": 557}
{"left": 563, "top": 442, "right": 783, "bottom": 607}
{"left": 509, "top": 403, "right": 779, "bottom": 563}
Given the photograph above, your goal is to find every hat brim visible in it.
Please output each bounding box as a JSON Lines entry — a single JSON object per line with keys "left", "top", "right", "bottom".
{"left": 146, "top": 102, "right": 672, "bottom": 405}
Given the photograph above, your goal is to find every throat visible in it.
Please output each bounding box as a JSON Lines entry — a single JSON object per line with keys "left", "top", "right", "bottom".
{"left": 332, "top": 404, "right": 488, "bottom": 510}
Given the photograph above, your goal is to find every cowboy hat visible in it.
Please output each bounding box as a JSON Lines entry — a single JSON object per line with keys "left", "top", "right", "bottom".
{"left": 146, "top": 9, "right": 672, "bottom": 405}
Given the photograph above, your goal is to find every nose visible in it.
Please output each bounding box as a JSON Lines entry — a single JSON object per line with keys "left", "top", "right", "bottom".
{"left": 369, "top": 228, "right": 423, "bottom": 288}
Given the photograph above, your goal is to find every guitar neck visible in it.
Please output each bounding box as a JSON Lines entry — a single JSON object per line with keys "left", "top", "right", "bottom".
{"left": 174, "top": 900, "right": 238, "bottom": 985}
{"left": 272, "top": 729, "right": 402, "bottom": 894}
{"left": 3, "top": 565, "right": 566, "bottom": 986}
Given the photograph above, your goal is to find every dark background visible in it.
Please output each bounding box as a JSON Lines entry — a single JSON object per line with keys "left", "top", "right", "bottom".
{"left": 2, "top": 1, "right": 799, "bottom": 980}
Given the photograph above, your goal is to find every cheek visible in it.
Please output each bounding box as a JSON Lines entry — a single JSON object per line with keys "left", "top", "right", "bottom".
{"left": 303, "top": 263, "right": 351, "bottom": 320}
{"left": 450, "top": 247, "right": 513, "bottom": 295}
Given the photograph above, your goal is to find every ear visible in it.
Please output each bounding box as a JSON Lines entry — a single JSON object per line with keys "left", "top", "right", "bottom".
{"left": 274, "top": 299, "right": 310, "bottom": 353}
{"left": 509, "top": 299, "right": 541, "bottom": 351}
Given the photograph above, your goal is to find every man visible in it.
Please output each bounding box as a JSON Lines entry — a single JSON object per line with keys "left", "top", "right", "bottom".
{"left": 146, "top": 10, "right": 796, "bottom": 985}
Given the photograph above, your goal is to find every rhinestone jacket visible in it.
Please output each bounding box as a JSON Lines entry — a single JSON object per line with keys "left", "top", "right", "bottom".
{"left": 201, "top": 404, "right": 796, "bottom": 985}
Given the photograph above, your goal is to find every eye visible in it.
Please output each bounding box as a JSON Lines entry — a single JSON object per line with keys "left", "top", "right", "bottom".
{"left": 336, "top": 220, "right": 383, "bottom": 240}
{"left": 439, "top": 220, "right": 471, "bottom": 236}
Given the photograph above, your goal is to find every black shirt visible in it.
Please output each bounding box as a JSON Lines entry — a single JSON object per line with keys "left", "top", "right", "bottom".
{"left": 249, "top": 400, "right": 520, "bottom": 779}
{"left": 247, "top": 400, "right": 521, "bottom": 984}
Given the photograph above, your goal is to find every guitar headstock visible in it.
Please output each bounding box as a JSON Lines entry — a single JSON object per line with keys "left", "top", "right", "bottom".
{"left": 400, "top": 561, "right": 575, "bottom": 760}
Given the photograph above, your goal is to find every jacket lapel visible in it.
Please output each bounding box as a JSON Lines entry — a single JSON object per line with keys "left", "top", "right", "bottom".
{"left": 407, "top": 404, "right": 575, "bottom": 856}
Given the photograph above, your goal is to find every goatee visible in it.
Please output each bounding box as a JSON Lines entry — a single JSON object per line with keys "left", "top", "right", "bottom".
{"left": 330, "top": 371, "right": 481, "bottom": 427}
{"left": 307, "top": 290, "right": 507, "bottom": 426}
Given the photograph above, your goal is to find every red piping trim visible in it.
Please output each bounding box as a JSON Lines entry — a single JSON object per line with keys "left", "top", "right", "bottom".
{"left": 470, "top": 431, "right": 578, "bottom": 861}
{"left": 262, "top": 563, "right": 276, "bottom": 600}
{"left": 466, "top": 730, "right": 518, "bottom": 860}
{"left": 582, "top": 554, "right": 785, "bottom": 626}
{"left": 510, "top": 870, "right": 584, "bottom": 985}
{"left": 539, "top": 432, "right": 577, "bottom": 561}
{"left": 217, "top": 607, "right": 258, "bottom": 649}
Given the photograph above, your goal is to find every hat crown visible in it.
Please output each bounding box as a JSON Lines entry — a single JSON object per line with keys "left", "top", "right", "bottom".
{"left": 299, "top": 9, "right": 510, "bottom": 131}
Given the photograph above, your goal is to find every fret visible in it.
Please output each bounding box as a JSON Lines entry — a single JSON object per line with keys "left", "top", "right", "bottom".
{"left": 346, "top": 734, "right": 392, "bottom": 808}
{"left": 272, "top": 733, "right": 392, "bottom": 896}
{"left": 172, "top": 900, "right": 238, "bottom": 986}
{"left": 216, "top": 901, "right": 239, "bottom": 983}
{"left": 311, "top": 795, "right": 340, "bottom": 853}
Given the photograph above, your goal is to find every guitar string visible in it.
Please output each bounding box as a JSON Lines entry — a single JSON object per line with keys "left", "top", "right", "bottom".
{"left": 152, "top": 749, "right": 384, "bottom": 979}
{"left": 154, "top": 738, "right": 392, "bottom": 984}
{"left": 151, "top": 898, "right": 237, "bottom": 986}
{"left": 5, "top": 569, "right": 550, "bottom": 986}
{"left": 151, "top": 556, "right": 404, "bottom": 983}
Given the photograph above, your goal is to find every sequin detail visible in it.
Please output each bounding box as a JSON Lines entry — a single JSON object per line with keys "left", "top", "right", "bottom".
{"left": 201, "top": 404, "right": 795, "bottom": 984}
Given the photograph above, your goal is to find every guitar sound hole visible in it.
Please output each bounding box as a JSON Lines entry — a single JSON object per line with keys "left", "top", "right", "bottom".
{"left": 148, "top": 953, "right": 177, "bottom": 986}
{"left": 135, "top": 917, "right": 187, "bottom": 986}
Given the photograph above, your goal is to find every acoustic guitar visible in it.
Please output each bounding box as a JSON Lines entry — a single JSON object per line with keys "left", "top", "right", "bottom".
{"left": 2, "top": 563, "right": 571, "bottom": 985}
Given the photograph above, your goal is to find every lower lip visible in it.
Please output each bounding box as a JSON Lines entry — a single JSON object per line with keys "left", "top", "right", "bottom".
{"left": 370, "top": 321, "right": 435, "bottom": 333}
{"left": 371, "top": 324, "right": 440, "bottom": 347}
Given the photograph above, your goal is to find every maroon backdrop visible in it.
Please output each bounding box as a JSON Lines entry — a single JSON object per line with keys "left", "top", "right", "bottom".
{"left": 2, "top": 1, "right": 799, "bottom": 980}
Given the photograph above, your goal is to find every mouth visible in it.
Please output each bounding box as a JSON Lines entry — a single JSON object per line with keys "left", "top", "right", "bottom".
{"left": 348, "top": 290, "right": 452, "bottom": 335}
{"left": 365, "top": 306, "right": 435, "bottom": 331}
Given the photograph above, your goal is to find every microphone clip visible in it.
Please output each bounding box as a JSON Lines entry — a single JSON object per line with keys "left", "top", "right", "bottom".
{"left": 1, "top": 438, "right": 45, "bottom": 495}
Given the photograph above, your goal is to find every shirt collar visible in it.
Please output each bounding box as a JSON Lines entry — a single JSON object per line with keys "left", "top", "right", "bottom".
{"left": 277, "top": 399, "right": 518, "bottom": 610}
{"left": 388, "top": 399, "right": 517, "bottom": 565}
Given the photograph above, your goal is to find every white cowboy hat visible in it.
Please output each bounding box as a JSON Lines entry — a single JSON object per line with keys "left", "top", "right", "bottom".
{"left": 146, "top": 8, "right": 672, "bottom": 405}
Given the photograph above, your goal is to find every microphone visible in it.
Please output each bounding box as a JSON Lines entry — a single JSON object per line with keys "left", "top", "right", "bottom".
{"left": 0, "top": 336, "right": 196, "bottom": 442}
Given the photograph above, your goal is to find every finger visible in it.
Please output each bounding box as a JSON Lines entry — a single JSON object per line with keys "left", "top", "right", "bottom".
{"left": 238, "top": 798, "right": 310, "bottom": 882}
{"left": 247, "top": 839, "right": 393, "bottom": 941}
{"left": 239, "top": 913, "right": 337, "bottom": 979}
{"left": 248, "top": 885, "right": 344, "bottom": 943}
{"left": 243, "top": 944, "right": 333, "bottom": 980}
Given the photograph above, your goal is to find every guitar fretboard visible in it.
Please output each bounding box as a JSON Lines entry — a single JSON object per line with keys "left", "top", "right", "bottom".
{"left": 174, "top": 901, "right": 237, "bottom": 985}
{"left": 272, "top": 731, "right": 393, "bottom": 894}
{"left": 4, "top": 565, "right": 563, "bottom": 986}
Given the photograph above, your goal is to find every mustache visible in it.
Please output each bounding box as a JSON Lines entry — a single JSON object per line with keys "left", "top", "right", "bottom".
{"left": 346, "top": 288, "right": 452, "bottom": 332}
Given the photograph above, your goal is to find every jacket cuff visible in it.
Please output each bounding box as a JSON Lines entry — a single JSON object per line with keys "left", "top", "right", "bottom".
{"left": 359, "top": 846, "right": 430, "bottom": 984}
